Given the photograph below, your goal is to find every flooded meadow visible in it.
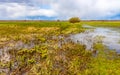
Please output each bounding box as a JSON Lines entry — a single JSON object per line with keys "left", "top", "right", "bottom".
{"left": 0, "top": 21, "right": 120, "bottom": 75}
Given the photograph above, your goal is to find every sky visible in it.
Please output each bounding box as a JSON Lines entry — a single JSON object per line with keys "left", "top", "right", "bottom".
{"left": 0, "top": 0, "right": 120, "bottom": 20}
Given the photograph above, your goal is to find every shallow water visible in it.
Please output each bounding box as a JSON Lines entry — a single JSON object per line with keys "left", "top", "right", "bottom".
{"left": 71, "top": 25, "right": 120, "bottom": 52}
{"left": 0, "top": 40, "right": 36, "bottom": 73}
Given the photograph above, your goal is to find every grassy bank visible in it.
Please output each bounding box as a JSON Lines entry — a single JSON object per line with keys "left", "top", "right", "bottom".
{"left": 81, "top": 21, "right": 120, "bottom": 27}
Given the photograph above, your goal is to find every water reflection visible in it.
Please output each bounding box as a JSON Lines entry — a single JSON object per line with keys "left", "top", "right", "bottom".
{"left": 71, "top": 25, "right": 120, "bottom": 52}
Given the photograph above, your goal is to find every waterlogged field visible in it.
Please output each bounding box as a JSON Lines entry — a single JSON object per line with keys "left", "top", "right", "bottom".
{"left": 0, "top": 21, "right": 120, "bottom": 75}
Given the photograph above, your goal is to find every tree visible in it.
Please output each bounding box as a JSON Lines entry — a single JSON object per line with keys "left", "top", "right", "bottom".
{"left": 69, "top": 17, "right": 80, "bottom": 23}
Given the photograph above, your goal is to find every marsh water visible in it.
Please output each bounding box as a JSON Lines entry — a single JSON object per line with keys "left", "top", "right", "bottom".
{"left": 71, "top": 25, "right": 120, "bottom": 52}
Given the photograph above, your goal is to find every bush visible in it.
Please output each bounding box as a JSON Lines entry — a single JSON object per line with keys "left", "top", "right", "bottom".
{"left": 57, "top": 19, "right": 60, "bottom": 22}
{"left": 69, "top": 17, "right": 80, "bottom": 23}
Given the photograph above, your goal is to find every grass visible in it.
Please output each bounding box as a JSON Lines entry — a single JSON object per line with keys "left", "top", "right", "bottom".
{"left": 80, "top": 21, "right": 120, "bottom": 27}
{"left": 0, "top": 21, "right": 120, "bottom": 75}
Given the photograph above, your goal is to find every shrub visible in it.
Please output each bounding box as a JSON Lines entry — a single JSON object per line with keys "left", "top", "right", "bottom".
{"left": 69, "top": 17, "right": 80, "bottom": 23}
{"left": 57, "top": 19, "right": 60, "bottom": 22}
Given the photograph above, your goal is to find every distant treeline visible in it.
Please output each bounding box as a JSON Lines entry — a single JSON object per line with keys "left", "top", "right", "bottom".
{"left": 0, "top": 20, "right": 120, "bottom": 22}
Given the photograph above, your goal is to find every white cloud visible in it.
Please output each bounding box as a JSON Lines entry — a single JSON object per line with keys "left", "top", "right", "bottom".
{"left": 0, "top": 0, "right": 120, "bottom": 20}
{"left": 0, "top": 3, "right": 57, "bottom": 19}
{"left": 50, "top": 0, "right": 120, "bottom": 20}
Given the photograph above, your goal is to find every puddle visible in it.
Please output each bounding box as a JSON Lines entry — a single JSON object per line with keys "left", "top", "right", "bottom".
{"left": 0, "top": 40, "right": 37, "bottom": 74}
{"left": 0, "top": 40, "right": 36, "bottom": 64}
{"left": 71, "top": 25, "right": 120, "bottom": 52}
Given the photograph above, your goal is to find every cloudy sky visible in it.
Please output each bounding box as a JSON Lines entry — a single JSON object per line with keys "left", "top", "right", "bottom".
{"left": 0, "top": 0, "right": 120, "bottom": 20}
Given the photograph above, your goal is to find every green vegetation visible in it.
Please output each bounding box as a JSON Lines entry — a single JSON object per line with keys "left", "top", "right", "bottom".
{"left": 69, "top": 17, "right": 80, "bottom": 23}
{"left": 81, "top": 21, "right": 120, "bottom": 28}
{"left": 0, "top": 21, "right": 120, "bottom": 75}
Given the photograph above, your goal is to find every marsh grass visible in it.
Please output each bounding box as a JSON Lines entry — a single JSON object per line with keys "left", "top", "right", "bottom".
{"left": 81, "top": 21, "right": 120, "bottom": 28}
{"left": 0, "top": 21, "right": 120, "bottom": 75}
